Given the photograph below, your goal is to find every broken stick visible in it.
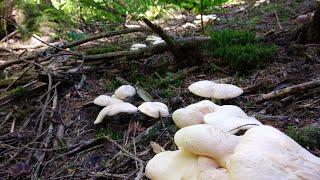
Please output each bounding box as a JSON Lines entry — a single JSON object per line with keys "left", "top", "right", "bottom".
{"left": 254, "top": 79, "right": 320, "bottom": 103}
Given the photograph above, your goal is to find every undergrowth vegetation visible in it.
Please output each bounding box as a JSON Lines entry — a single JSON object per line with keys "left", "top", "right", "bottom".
{"left": 204, "top": 30, "right": 276, "bottom": 74}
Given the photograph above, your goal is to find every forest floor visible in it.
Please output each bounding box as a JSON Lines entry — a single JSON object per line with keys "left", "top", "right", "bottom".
{"left": 0, "top": 0, "right": 319, "bottom": 179}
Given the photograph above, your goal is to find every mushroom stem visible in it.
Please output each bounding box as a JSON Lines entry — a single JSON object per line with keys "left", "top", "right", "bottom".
{"left": 211, "top": 97, "right": 221, "bottom": 105}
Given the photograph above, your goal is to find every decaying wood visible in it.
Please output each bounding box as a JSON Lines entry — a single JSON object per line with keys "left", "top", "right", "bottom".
{"left": 142, "top": 18, "right": 183, "bottom": 60}
{"left": 84, "top": 36, "right": 209, "bottom": 62}
{"left": 63, "top": 27, "right": 149, "bottom": 49}
{"left": 254, "top": 79, "right": 320, "bottom": 102}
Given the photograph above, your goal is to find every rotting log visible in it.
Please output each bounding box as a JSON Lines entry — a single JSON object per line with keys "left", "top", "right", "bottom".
{"left": 63, "top": 27, "right": 149, "bottom": 49}
{"left": 83, "top": 36, "right": 209, "bottom": 62}
{"left": 254, "top": 79, "right": 320, "bottom": 103}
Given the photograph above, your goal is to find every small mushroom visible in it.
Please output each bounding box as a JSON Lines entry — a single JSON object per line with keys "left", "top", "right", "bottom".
{"left": 145, "top": 149, "right": 200, "bottom": 180}
{"left": 146, "top": 35, "right": 162, "bottom": 42}
{"left": 172, "top": 100, "right": 219, "bottom": 128}
{"left": 188, "top": 80, "right": 243, "bottom": 103}
{"left": 138, "top": 102, "right": 169, "bottom": 118}
{"left": 93, "top": 95, "right": 123, "bottom": 106}
{"left": 130, "top": 43, "right": 147, "bottom": 51}
{"left": 114, "top": 85, "right": 136, "bottom": 100}
{"left": 94, "top": 102, "right": 138, "bottom": 124}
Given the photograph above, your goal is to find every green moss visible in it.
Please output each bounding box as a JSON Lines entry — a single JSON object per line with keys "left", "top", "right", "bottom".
{"left": 8, "top": 86, "right": 28, "bottom": 97}
{"left": 204, "top": 30, "right": 276, "bottom": 74}
{"left": 209, "top": 30, "right": 255, "bottom": 47}
{"left": 286, "top": 124, "right": 320, "bottom": 149}
{"left": 95, "top": 127, "right": 122, "bottom": 140}
{"left": 103, "top": 80, "right": 121, "bottom": 92}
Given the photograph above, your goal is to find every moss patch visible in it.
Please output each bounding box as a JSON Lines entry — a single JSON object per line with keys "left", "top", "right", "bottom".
{"left": 286, "top": 123, "right": 320, "bottom": 149}
{"left": 204, "top": 30, "right": 276, "bottom": 74}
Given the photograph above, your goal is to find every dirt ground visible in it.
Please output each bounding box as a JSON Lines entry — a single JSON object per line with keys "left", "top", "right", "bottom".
{"left": 0, "top": 0, "right": 319, "bottom": 179}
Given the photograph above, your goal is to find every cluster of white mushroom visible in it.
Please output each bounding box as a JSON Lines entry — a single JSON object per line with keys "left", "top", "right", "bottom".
{"left": 130, "top": 35, "right": 165, "bottom": 51}
{"left": 145, "top": 80, "right": 320, "bottom": 180}
{"left": 93, "top": 85, "right": 169, "bottom": 124}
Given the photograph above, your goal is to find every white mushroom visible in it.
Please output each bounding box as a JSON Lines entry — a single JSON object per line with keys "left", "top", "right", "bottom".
{"left": 130, "top": 43, "right": 147, "bottom": 51}
{"left": 146, "top": 35, "right": 162, "bottom": 42}
{"left": 175, "top": 124, "right": 320, "bottom": 179}
{"left": 93, "top": 95, "right": 123, "bottom": 106}
{"left": 188, "top": 80, "right": 217, "bottom": 98}
{"left": 145, "top": 149, "right": 200, "bottom": 180}
{"left": 94, "top": 102, "right": 138, "bottom": 124}
{"left": 204, "top": 113, "right": 262, "bottom": 134}
{"left": 114, "top": 85, "right": 136, "bottom": 100}
{"left": 188, "top": 80, "right": 243, "bottom": 103}
{"left": 174, "top": 124, "right": 239, "bottom": 167}
{"left": 152, "top": 39, "right": 165, "bottom": 45}
{"left": 172, "top": 100, "right": 219, "bottom": 128}
{"left": 198, "top": 156, "right": 228, "bottom": 180}
{"left": 138, "top": 102, "right": 169, "bottom": 118}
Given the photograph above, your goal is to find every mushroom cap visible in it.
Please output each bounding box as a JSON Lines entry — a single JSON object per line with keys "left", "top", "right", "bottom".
{"left": 93, "top": 95, "right": 123, "bottom": 106}
{"left": 174, "top": 124, "right": 240, "bottom": 167}
{"left": 188, "top": 80, "right": 243, "bottom": 99}
{"left": 172, "top": 108, "right": 204, "bottom": 128}
{"left": 146, "top": 35, "right": 162, "bottom": 42}
{"left": 130, "top": 43, "right": 147, "bottom": 51}
{"left": 204, "top": 113, "right": 262, "bottom": 134}
{"left": 138, "top": 102, "right": 169, "bottom": 118}
{"left": 210, "top": 83, "right": 243, "bottom": 100}
{"left": 145, "top": 149, "right": 199, "bottom": 180}
{"left": 114, "top": 85, "right": 136, "bottom": 100}
{"left": 198, "top": 156, "right": 228, "bottom": 180}
{"left": 188, "top": 80, "right": 217, "bottom": 98}
{"left": 214, "top": 105, "right": 248, "bottom": 118}
{"left": 172, "top": 100, "right": 219, "bottom": 128}
{"left": 94, "top": 102, "right": 138, "bottom": 124}
{"left": 227, "top": 125, "right": 320, "bottom": 179}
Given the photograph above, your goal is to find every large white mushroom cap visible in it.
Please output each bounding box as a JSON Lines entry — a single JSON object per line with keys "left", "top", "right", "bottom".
{"left": 145, "top": 149, "right": 200, "bottom": 180}
{"left": 114, "top": 85, "right": 136, "bottom": 100}
{"left": 94, "top": 102, "right": 138, "bottom": 124}
{"left": 93, "top": 95, "right": 123, "bottom": 106}
{"left": 227, "top": 126, "right": 320, "bottom": 179}
{"left": 138, "top": 102, "right": 169, "bottom": 118}
{"left": 172, "top": 100, "right": 219, "bottom": 128}
{"left": 198, "top": 156, "right": 228, "bottom": 180}
{"left": 175, "top": 124, "right": 320, "bottom": 179}
{"left": 204, "top": 113, "right": 262, "bottom": 134}
{"left": 214, "top": 105, "right": 248, "bottom": 118}
{"left": 188, "top": 80, "right": 243, "bottom": 100}
{"left": 174, "top": 124, "right": 240, "bottom": 167}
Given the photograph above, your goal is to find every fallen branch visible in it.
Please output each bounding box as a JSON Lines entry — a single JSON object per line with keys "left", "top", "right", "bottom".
{"left": 63, "top": 27, "right": 149, "bottom": 49}
{"left": 84, "top": 36, "right": 209, "bottom": 62}
{"left": 254, "top": 79, "right": 320, "bottom": 102}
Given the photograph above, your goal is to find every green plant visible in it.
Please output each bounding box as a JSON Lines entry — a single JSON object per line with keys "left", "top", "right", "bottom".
{"left": 8, "top": 86, "right": 28, "bottom": 97}
{"left": 204, "top": 30, "right": 276, "bottom": 74}
{"left": 209, "top": 30, "right": 255, "bottom": 47}
{"left": 103, "top": 80, "right": 121, "bottom": 92}
{"left": 286, "top": 125, "right": 320, "bottom": 149}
